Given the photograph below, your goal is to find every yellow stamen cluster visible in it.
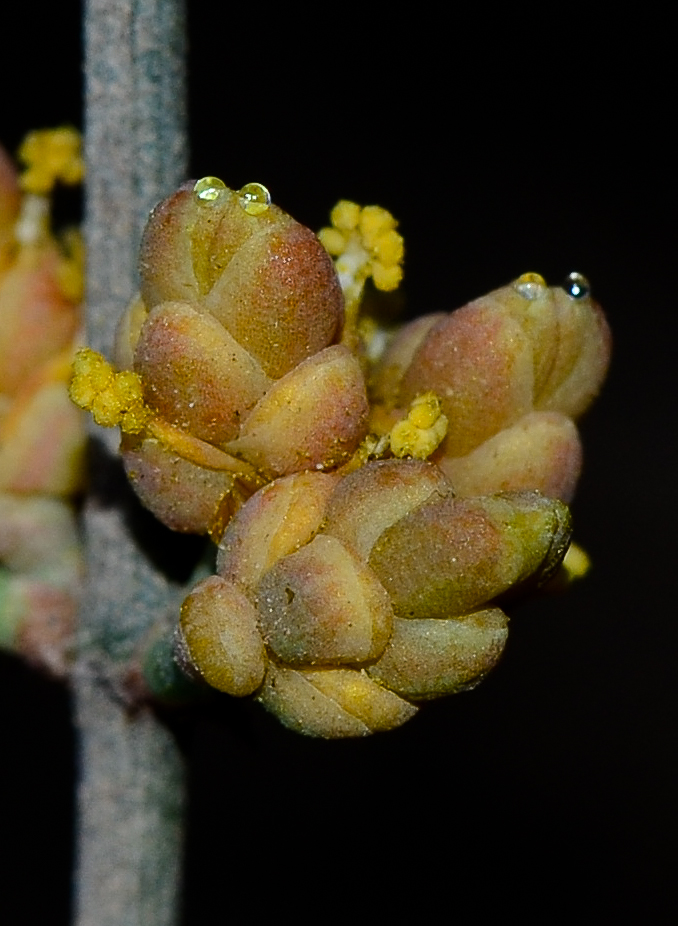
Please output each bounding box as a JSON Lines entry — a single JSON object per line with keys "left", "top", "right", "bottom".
{"left": 319, "top": 200, "right": 404, "bottom": 294}
{"left": 18, "top": 127, "right": 84, "bottom": 196}
{"left": 389, "top": 392, "right": 448, "bottom": 459}
{"left": 69, "top": 348, "right": 151, "bottom": 434}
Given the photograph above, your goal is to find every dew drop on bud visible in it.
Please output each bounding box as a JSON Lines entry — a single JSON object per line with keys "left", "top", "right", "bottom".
{"left": 193, "top": 176, "right": 227, "bottom": 203}
{"left": 238, "top": 182, "right": 271, "bottom": 216}
{"left": 563, "top": 272, "right": 590, "bottom": 299}
{"left": 513, "top": 272, "right": 547, "bottom": 300}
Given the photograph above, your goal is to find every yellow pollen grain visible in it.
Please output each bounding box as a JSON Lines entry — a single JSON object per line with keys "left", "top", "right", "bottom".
{"left": 330, "top": 200, "right": 361, "bottom": 231}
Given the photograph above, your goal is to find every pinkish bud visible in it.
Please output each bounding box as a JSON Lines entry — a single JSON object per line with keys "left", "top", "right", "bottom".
{"left": 0, "top": 494, "right": 81, "bottom": 678}
{"left": 0, "top": 347, "right": 85, "bottom": 495}
{"left": 437, "top": 411, "right": 582, "bottom": 503}
{"left": 120, "top": 433, "right": 238, "bottom": 534}
{"left": 321, "top": 457, "right": 453, "bottom": 560}
{"left": 256, "top": 533, "right": 393, "bottom": 665}
{"left": 217, "top": 471, "right": 339, "bottom": 589}
{"left": 395, "top": 303, "right": 535, "bottom": 456}
{"left": 133, "top": 301, "right": 271, "bottom": 445}
{"left": 225, "top": 346, "right": 368, "bottom": 479}
{"left": 369, "top": 490, "right": 571, "bottom": 618}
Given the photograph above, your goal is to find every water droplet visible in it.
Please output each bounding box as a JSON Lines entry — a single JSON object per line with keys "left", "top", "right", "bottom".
{"left": 193, "top": 176, "right": 227, "bottom": 203}
{"left": 238, "top": 182, "right": 271, "bottom": 216}
{"left": 513, "top": 272, "right": 547, "bottom": 300}
{"left": 563, "top": 272, "right": 590, "bottom": 299}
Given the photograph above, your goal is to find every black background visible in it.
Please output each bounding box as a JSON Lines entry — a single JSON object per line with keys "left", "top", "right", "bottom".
{"left": 1, "top": 5, "right": 675, "bottom": 922}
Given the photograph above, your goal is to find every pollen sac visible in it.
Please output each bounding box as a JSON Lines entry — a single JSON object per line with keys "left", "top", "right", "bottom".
{"left": 115, "top": 179, "right": 369, "bottom": 535}
{"left": 370, "top": 274, "right": 611, "bottom": 502}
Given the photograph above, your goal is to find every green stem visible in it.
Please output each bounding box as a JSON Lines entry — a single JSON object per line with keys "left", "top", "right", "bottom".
{"left": 74, "top": 2, "right": 188, "bottom": 924}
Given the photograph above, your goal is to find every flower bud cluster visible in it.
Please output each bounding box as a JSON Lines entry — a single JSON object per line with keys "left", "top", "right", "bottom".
{"left": 105, "top": 180, "right": 369, "bottom": 536}
{"left": 70, "top": 179, "right": 611, "bottom": 735}
{"left": 0, "top": 135, "right": 85, "bottom": 675}
{"left": 370, "top": 272, "right": 611, "bottom": 503}
{"left": 178, "top": 460, "right": 571, "bottom": 736}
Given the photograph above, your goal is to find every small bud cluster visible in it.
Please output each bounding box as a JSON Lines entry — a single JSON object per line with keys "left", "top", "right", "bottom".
{"left": 177, "top": 461, "right": 571, "bottom": 736}
{"left": 70, "top": 178, "right": 611, "bottom": 735}
{"left": 370, "top": 272, "right": 611, "bottom": 502}
{"left": 97, "top": 180, "right": 368, "bottom": 535}
{"left": 0, "top": 134, "right": 86, "bottom": 675}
